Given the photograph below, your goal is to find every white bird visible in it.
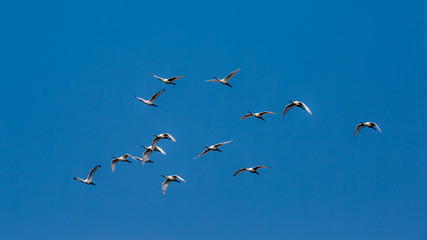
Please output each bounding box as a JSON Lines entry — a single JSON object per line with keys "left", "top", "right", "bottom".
{"left": 111, "top": 154, "right": 132, "bottom": 172}
{"left": 233, "top": 166, "right": 271, "bottom": 176}
{"left": 206, "top": 68, "right": 240, "bottom": 87}
{"left": 142, "top": 145, "right": 166, "bottom": 155}
{"left": 354, "top": 122, "right": 382, "bottom": 137}
{"left": 135, "top": 89, "right": 165, "bottom": 107}
{"left": 240, "top": 111, "right": 277, "bottom": 121}
{"left": 152, "top": 73, "right": 183, "bottom": 85}
{"left": 161, "top": 175, "right": 186, "bottom": 196}
{"left": 140, "top": 145, "right": 166, "bottom": 165}
{"left": 194, "top": 140, "right": 233, "bottom": 159}
{"left": 151, "top": 133, "right": 176, "bottom": 151}
{"left": 74, "top": 165, "right": 101, "bottom": 185}
{"left": 282, "top": 100, "right": 312, "bottom": 116}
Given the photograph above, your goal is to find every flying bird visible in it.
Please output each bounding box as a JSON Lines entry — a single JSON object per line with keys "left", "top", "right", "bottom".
{"left": 141, "top": 145, "right": 166, "bottom": 155}
{"left": 240, "top": 111, "right": 277, "bottom": 121}
{"left": 74, "top": 165, "right": 101, "bottom": 185}
{"left": 233, "top": 166, "right": 271, "bottom": 176}
{"left": 111, "top": 154, "right": 132, "bottom": 172}
{"left": 354, "top": 122, "right": 382, "bottom": 137}
{"left": 194, "top": 140, "right": 233, "bottom": 159}
{"left": 151, "top": 133, "right": 176, "bottom": 151}
{"left": 140, "top": 145, "right": 166, "bottom": 166}
{"left": 282, "top": 100, "right": 312, "bottom": 116}
{"left": 135, "top": 89, "right": 165, "bottom": 107}
{"left": 206, "top": 68, "right": 240, "bottom": 87}
{"left": 152, "top": 73, "right": 183, "bottom": 85}
{"left": 161, "top": 175, "right": 186, "bottom": 196}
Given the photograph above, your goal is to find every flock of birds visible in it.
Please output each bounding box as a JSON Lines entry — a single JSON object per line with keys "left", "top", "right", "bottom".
{"left": 74, "top": 69, "right": 382, "bottom": 196}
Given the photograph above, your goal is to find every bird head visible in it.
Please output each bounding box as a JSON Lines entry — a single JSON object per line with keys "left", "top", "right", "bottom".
{"left": 140, "top": 145, "right": 147, "bottom": 149}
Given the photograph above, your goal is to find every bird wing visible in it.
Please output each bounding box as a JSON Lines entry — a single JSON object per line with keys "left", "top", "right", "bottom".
{"left": 151, "top": 137, "right": 161, "bottom": 150}
{"left": 111, "top": 159, "right": 118, "bottom": 172}
{"left": 155, "top": 146, "right": 166, "bottom": 155}
{"left": 354, "top": 123, "right": 365, "bottom": 137}
{"left": 142, "top": 149, "right": 153, "bottom": 165}
{"left": 301, "top": 102, "right": 312, "bottom": 115}
{"left": 254, "top": 166, "right": 271, "bottom": 170}
{"left": 233, "top": 168, "right": 247, "bottom": 176}
{"left": 165, "top": 133, "right": 176, "bottom": 142}
{"left": 167, "top": 76, "right": 183, "bottom": 82}
{"left": 224, "top": 68, "right": 240, "bottom": 83}
{"left": 121, "top": 154, "right": 131, "bottom": 160}
{"left": 194, "top": 148, "right": 211, "bottom": 159}
{"left": 149, "top": 89, "right": 165, "bottom": 102}
{"left": 152, "top": 73, "right": 165, "bottom": 81}
{"left": 213, "top": 140, "right": 233, "bottom": 148}
{"left": 259, "top": 111, "right": 277, "bottom": 116}
{"left": 281, "top": 103, "right": 296, "bottom": 117}
{"left": 174, "top": 175, "right": 186, "bottom": 183}
{"left": 87, "top": 165, "right": 101, "bottom": 181}
{"left": 240, "top": 113, "right": 253, "bottom": 121}
{"left": 373, "top": 123, "right": 382, "bottom": 134}
{"left": 162, "top": 179, "right": 171, "bottom": 196}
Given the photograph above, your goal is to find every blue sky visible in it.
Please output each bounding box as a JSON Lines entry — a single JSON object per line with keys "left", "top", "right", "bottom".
{"left": 1, "top": 0, "right": 426, "bottom": 239}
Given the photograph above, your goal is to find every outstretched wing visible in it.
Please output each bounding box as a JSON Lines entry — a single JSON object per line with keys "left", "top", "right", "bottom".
{"left": 301, "top": 102, "right": 312, "bottom": 115}
{"left": 155, "top": 146, "right": 166, "bottom": 155}
{"left": 149, "top": 89, "right": 165, "bottom": 102}
{"left": 162, "top": 179, "right": 171, "bottom": 196}
{"left": 174, "top": 175, "right": 186, "bottom": 183}
{"left": 151, "top": 137, "right": 161, "bottom": 150}
{"left": 281, "top": 103, "right": 296, "bottom": 117}
{"left": 253, "top": 166, "right": 271, "bottom": 170}
{"left": 373, "top": 123, "right": 382, "bottom": 134}
{"left": 142, "top": 149, "right": 153, "bottom": 165}
{"left": 194, "top": 148, "right": 211, "bottom": 159}
{"left": 224, "top": 68, "right": 240, "bottom": 82}
{"left": 233, "top": 168, "right": 247, "bottom": 176}
{"left": 111, "top": 159, "right": 118, "bottom": 172}
{"left": 259, "top": 111, "right": 277, "bottom": 116}
{"left": 165, "top": 133, "right": 176, "bottom": 142}
{"left": 152, "top": 73, "right": 166, "bottom": 81}
{"left": 167, "top": 76, "right": 183, "bottom": 82}
{"left": 354, "top": 123, "right": 365, "bottom": 137}
{"left": 240, "top": 113, "right": 253, "bottom": 121}
{"left": 87, "top": 165, "right": 101, "bottom": 181}
{"left": 213, "top": 140, "right": 233, "bottom": 148}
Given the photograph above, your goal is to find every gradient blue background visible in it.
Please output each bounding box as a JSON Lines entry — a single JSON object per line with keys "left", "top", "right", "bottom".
{"left": 1, "top": 1, "right": 426, "bottom": 239}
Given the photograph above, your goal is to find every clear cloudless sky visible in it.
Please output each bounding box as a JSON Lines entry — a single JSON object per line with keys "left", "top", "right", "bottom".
{"left": 1, "top": 0, "right": 426, "bottom": 239}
